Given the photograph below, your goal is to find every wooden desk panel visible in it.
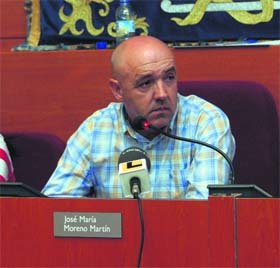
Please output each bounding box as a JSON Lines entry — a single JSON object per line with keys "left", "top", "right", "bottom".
{"left": 1, "top": 197, "right": 278, "bottom": 267}
{"left": 0, "top": 198, "right": 225, "bottom": 267}
{"left": 236, "top": 198, "right": 280, "bottom": 267}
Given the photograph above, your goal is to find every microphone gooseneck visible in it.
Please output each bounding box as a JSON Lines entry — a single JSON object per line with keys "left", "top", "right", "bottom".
{"left": 132, "top": 116, "right": 235, "bottom": 184}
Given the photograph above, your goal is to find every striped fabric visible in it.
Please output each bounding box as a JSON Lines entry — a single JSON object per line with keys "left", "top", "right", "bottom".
{"left": 42, "top": 94, "right": 235, "bottom": 199}
{"left": 0, "top": 134, "right": 16, "bottom": 182}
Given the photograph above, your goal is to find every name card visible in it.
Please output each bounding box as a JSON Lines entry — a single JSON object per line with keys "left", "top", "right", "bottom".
{"left": 54, "top": 212, "right": 122, "bottom": 238}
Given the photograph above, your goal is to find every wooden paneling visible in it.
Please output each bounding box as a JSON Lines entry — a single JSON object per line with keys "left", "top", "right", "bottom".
{"left": 236, "top": 198, "right": 280, "bottom": 267}
{"left": 1, "top": 46, "right": 279, "bottom": 141}
{"left": 175, "top": 46, "right": 279, "bottom": 108}
{"left": 0, "top": 39, "right": 25, "bottom": 51}
{"left": 208, "top": 197, "right": 236, "bottom": 267}
{"left": 0, "top": 0, "right": 26, "bottom": 39}
{"left": 1, "top": 197, "right": 278, "bottom": 267}
{"left": 0, "top": 198, "right": 140, "bottom": 267}
{"left": 0, "top": 1, "right": 279, "bottom": 142}
{"left": 1, "top": 50, "right": 115, "bottom": 140}
{"left": 0, "top": 198, "right": 210, "bottom": 267}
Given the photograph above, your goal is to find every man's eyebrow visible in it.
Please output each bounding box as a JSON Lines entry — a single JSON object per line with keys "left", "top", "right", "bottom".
{"left": 133, "top": 65, "right": 177, "bottom": 86}
{"left": 165, "top": 66, "right": 176, "bottom": 74}
{"left": 135, "top": 73, "right": 152, "bottom": 82}
{"left": 133, "top": 73, "right": 154, "bottom": 87}
{"left": 135, "top": 66, "right": 176, "bottom": 80}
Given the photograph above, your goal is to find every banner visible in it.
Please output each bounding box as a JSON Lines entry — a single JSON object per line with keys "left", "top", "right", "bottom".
{"left": 24, "top": 0, "right": 280, "bottom": 48}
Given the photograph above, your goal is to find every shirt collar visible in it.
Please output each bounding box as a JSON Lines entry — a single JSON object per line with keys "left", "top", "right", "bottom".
{"left": 120, "top": 94, "right": 180, "bottom": 142}
{"left": 168, "top": 95, "right": 179, "bottom": 134}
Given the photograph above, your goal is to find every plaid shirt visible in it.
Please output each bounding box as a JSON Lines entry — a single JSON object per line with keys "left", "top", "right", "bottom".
{"left": 42, "top": 94, "right": 235, "bottom": 199}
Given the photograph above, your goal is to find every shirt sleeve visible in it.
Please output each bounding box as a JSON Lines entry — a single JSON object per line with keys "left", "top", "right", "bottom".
{"left": 42, "top": 120, "right": 94, "bottom": 197}
{"left": 184, "top": 103, "right": 236, "bottom": 199}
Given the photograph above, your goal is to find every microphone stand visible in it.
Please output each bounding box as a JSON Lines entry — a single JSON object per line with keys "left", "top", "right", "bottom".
{"left": 130, "top": 177, "right": 145, "bottom": 268}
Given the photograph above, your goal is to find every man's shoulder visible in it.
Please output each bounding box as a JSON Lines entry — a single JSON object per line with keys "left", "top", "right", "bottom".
{"left": 178, "top": 94, "right": 225, "bottom": 115}
{"left": 87, "top": 102, "right": 123, "bottom": 120}
{"left": 76, "top": 102, "right": 123, "bottom": 133}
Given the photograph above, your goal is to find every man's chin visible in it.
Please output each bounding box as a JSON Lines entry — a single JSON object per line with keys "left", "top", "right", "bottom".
{"left": 148, "top": 117, "right": 170, "bottom": 130}
{"left": 146, "top": 109, "right": 173, "bottom": 127}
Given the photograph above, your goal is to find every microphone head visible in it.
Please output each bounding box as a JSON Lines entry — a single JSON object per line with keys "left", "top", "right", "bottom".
{"left": 118, "top": 147, "right": 151, "bottom": 198}
{"left": 131, "top": 116, "right": 150, "bottom": 131}
{"left": 118, "top": 146, "right": 151, "bottom": 171}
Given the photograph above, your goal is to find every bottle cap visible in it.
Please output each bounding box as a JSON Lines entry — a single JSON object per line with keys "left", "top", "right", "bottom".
{"left": 96, "top": 41, "right": 107, "bottom": 49}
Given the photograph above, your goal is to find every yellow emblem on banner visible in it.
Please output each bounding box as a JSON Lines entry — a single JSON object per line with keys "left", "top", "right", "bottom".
{"left": 27, "top": 0, "right": 41, "bottom": 46}
{"left": 168, "top": 0, "right": 274, "bottom": 26}
{"left": 59, "top": 0, "right": 113, "bottom": 36}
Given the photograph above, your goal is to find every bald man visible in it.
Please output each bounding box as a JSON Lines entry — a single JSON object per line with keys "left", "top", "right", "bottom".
{"left": 110, "top": 36, "right": 177, "bottom": 140}
{"left": 43, "top": 36, "right": 235, "bottom": 199}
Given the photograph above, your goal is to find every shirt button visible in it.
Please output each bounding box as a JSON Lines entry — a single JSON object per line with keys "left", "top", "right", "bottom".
{"left": 145, "top": 145, "right": 152, "bottom": 150}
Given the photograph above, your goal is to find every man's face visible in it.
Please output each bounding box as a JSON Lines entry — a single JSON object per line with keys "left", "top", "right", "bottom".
{"left": 117, "top": 55, "right": 178, "bottom": 130}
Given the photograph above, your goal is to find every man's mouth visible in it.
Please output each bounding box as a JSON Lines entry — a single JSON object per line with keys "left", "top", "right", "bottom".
{"left": 151, "top": 106, "right": 170, "bottom": 112}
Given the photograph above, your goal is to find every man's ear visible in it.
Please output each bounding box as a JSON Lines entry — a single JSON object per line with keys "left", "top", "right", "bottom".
{"left": 109, "top": 78, "right": 123, "bottom": 101}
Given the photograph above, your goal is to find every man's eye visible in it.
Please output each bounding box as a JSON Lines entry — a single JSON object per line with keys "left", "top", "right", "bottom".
{"left": 165, "top": 73, "right": 176, "bottom": 81}
{"left": 137, "top": 80, "right": 153, "bottom": 89}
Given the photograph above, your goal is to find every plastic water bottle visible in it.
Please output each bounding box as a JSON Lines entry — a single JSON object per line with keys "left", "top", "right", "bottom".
{"left": 115, "top": 0, "right": 135, "bottom": 45}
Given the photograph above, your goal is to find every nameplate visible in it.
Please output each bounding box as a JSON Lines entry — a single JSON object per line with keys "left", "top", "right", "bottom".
{"left": 54, "top": 212, "right": 122, "bottom": 238}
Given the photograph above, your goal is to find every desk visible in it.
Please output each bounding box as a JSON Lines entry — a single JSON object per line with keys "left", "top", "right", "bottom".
{"left": 0, "top": 197, "right": 279, "bottom": 267}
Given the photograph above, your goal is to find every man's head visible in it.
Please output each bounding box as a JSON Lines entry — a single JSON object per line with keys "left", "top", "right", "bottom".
{"left": 109, "top": 36, "right": 178, "bottom": 139}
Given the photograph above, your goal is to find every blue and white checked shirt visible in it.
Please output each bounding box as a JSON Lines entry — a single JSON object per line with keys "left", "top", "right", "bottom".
{"left": 42, "top": 94, "right": 235, "bottom": 199}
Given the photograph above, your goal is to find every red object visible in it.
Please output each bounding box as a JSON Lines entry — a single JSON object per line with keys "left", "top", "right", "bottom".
{"left": 0, "top": 148, "right": 15, "bottom": 182}
{"left": 143, "top": 121, "right": 150, "bottom": 130}
{"left": 0, "top": 197, "right": 279, "bottom": 267}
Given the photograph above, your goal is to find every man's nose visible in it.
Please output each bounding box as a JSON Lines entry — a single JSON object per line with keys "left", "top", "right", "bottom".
{"left": 153, "top": 80, "right": 168, "bottom": 100}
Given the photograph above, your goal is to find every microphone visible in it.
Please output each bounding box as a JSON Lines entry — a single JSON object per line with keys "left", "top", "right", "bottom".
{"left": 132, "top": 116, "right": 235, "bottom": 184}
{"left": 118, "top": 147, "right": 151, "bottom": 198}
